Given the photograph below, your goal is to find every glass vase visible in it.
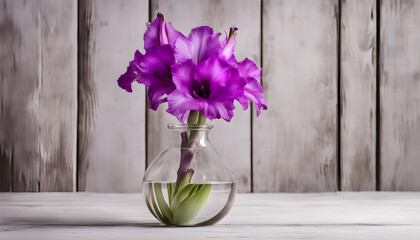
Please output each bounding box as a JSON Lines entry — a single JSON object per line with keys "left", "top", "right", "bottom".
{"left": 143, "top": 123, "right": 236, "bottom": 226}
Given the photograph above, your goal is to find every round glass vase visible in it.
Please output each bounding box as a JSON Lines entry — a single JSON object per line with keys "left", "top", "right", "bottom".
{"left": 143, "top": 123, "right": 236, "bottom": 227}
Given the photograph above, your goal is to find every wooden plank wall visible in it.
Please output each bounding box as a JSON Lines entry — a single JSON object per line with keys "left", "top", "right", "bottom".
{"left": 340, "top": 0, "right": 377, "bottom": 191}
{"left": 254, "top": 0, "right": 338, "bottom": 192}
{"left": 1, "top": 0, "right": 420, "bottom": 193}
{"left": 77, "top": 0, "right": 147, "bottom": 193}
{"left": 0, "top": 0, "right": 77, "bottom": 192}
{"left": 380, "top": 0, "right": 420, "bottom": 191}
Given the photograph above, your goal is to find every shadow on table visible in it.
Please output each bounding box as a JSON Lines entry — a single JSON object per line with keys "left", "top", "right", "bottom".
{"left": 2, "top": 217, "right": 165, "bottom": 228}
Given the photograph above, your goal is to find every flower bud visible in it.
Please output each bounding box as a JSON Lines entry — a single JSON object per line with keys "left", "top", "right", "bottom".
{"left": 227, "top": 27, "right": 238, "bottom": 42}
{"left": 157, "top": 13, "right": 169, "bottom": 45}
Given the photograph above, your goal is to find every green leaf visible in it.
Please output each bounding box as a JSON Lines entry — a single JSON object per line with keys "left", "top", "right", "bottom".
{"left": 151, "top": 193, "right": 170, "bottom": 225}
{"left": 171, "top": 184, "right": 196, "bottom": 212}
{"left": 154, "top": 183, "right": 173, "bottom": 223}
{"left": 167, "top": 182, "right": 174, "bottom": 206}
{"left": 179, "top": 170, "right": 193, "bottom": 190}
{"left": 144, "top": 192, "right": 159, "bottom": 220}
{"left": 187, "top": 184, "right": 200, "bottom": 198}
{"left": 173, "top": 184, "right": 212, "bottom": 226}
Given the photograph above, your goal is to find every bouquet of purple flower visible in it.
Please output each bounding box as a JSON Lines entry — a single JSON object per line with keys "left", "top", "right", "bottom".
{"left": 118, "top": 13, "right": 266, "bottom": 122}
{"left": 118, "top": 13, "right": 266, "bottom": 226}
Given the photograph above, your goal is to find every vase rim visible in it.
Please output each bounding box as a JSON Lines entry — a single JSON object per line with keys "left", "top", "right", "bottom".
{"left": 167, "top": 123, "right": 214, "bottom": 130}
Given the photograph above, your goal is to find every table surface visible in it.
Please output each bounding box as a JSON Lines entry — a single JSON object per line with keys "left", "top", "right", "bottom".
{"left": 1, "top": 192, "right": 420, "bottom": 240}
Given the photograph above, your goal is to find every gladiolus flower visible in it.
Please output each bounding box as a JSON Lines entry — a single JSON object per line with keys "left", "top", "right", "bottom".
{"left": 167, "top": 57, "right": 246, "bottom": 122}
{"left": 118, "top": 13, "right": 267, "bottom": 118}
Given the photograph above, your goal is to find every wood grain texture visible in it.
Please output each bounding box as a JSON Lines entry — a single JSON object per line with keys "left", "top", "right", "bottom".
{"left": 380, "top": 0, "right": 420, "bottom": 191}
{"left": 77, "top": 0, "right": 147, "bottom": 192}
{"left": 1, "top": 192, "right": 420, "bottom": 239}
{"left": 148, "top": 0, "right": 261, "bottom": 193}
{"left": 340, "top": 0, "right": 376, "bottom": 191}
{"left": 253, "top": 0, "right": 338, "bottom": 192}
{"left": 0, "top": 0, "right": 77, "bottom": 192}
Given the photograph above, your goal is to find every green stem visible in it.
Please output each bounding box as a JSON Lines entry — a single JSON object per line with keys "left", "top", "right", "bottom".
{"left": 197, "top": 110, "right": 206, "bottom": 124}
{"left": 185, "top": 111, "right": 206, "bottom": 144}
{"left": 164, "top": 111, "right": 210, "bottom": 225}
{"left": 187, "top": 110, "right": 199, "bottom": 124}
{"left": 187, "top": 111, "right": 206, "bottom": 146}
{"left": 172, "top": 111, "right": 207, "bottom": 203}
{"left": 187, "top": 110, "right": 206, "bottom": 125}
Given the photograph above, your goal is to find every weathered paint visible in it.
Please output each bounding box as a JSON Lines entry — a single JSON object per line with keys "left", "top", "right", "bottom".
{"left": 340, "top": 0, "right": 376, "bottom": 191}
{"left": 380, "top": 0, "right": 420, "bottom": 191}
{"left": 253, "top": 0, "right": 338, "bottom": 192}
{"left": 0, "top": 0, "right": 77, "bottom": 192}
{"left": 77, "top": 0, "right": 148, "bottom": 192}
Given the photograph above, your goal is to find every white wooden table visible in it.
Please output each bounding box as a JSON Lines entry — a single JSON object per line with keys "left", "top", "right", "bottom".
{"left": 1, "top": 192, "right": 419, "bottom": 239}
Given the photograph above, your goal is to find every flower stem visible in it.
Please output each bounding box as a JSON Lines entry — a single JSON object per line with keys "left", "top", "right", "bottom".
{"left": 187, "top": 110, "right": 206, "bottom": 125}
{"left": 166, "top": 111, "right": 210, "bottom": 225}
{"left": 197, "top": 110, "right": 206, "bottom": 124}
{"left": 187, "top": 111, "right": 199, "bottom": 124}
{"left": 173, "top": 111, "right": 207, "bottom": 202}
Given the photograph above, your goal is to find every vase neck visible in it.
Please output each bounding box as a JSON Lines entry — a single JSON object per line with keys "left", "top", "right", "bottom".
{"left": 168, "top": 124, "right": 213, "bottom": 148}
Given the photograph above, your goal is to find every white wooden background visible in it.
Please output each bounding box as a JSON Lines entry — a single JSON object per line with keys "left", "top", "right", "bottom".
{"left": 1, "top": 0, "right": 419, "bottom": 193}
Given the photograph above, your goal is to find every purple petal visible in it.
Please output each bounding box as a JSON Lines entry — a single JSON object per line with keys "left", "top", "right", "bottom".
{"left": 147, "top": 84, "right": 170, "bottom": 110}
{"left": 193, "top": 56, "right": 231, "bottom": 88}
{"left": 221, "top": 30, "right": 237, "bottom": 62}
{"left": 133, "top": 50, "right": 144, "bottom": 64}
{"left": 237, "top": 58, "right": 267, "bottom": 115}
{"left": 157, "top": 13, "right": 169, "bottom": 45}
{"left": 117, "top": 50, "right": 144, "bottom": 92}
{"left": 140, "top": 45, "right": 174, "bottom": 73}
{"left": 144, "top": 13, "right": 182, "bottom": 51}
{"left": 137, "top": 45, "right": 176, "bottom": 110}
{"left": 174, "top": 26, "right": 222, "bottom": 65}
{"left": 167, "top": 91, "right": 206, "bottom": 123}
{"left": 238, "top": 58, "right": 261, "bottom": 80}
{"left": 171, "top": 60, "right": 197, "bottom": 97}
{"left": 144, "top": 18, "right": 159, "bottom": 50}
{"left": 168, "top": 56, "right": 247, "bottom": 122}
{"left": 117, "top": 65, "right": 139, "bottom": 92}
{"left": 202, "top": 100, "right": 235, "bottom": 122}
{"left": 166, "top": 23, "right": 182, "bottom": 49}
{"left": 139, "top": 45, "right": 175, "bottom": 87}
{"left": 194, "top": 57, "right": 246, "bottom": 101}
{"left": 244, "top": 78, "right": 268, "bottom": 116}
{"left": 216, "top": 68, "right": 246, "bottom": 100}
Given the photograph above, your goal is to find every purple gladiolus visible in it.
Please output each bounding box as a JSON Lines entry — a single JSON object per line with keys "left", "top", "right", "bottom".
{"left": 118, "top": 12, "right": 267, "bottom": 118}
{"left": 118, "top": 13, "right": 181, "bottom": 109}
{"left": 118, "top": 13, "right": 268, "bottom": 225}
